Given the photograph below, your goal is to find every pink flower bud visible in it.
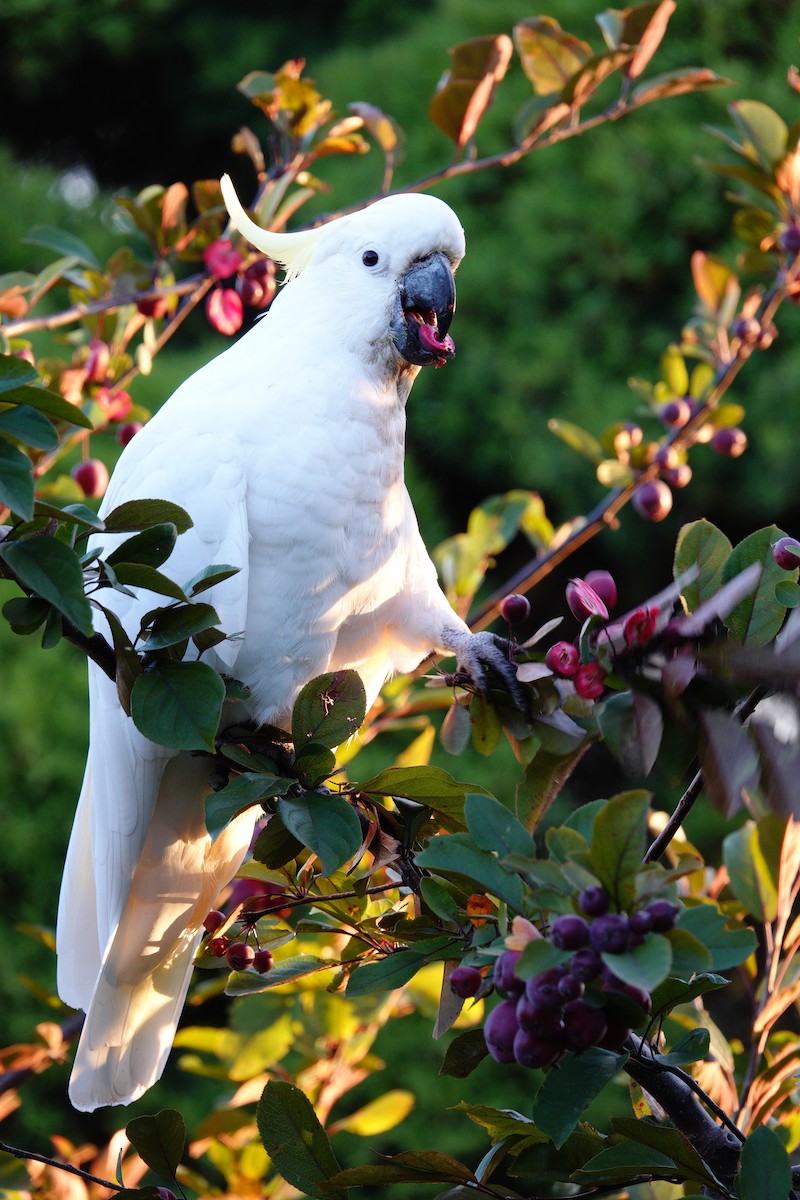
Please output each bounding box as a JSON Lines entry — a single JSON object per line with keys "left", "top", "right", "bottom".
{"left": 206, "top": 287, "right": 243, "bottom": 336}
{"left": 203, "top": 238, "right": 243, "bottom": 278}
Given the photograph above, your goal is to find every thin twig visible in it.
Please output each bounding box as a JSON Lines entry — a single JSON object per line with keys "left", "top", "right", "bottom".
{"left": 0, "top": 1140, "right": 121, "bottom": 1192}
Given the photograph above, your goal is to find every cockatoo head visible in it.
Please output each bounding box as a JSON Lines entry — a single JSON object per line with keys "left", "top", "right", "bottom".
{"left": 221, "top": 176, "right": 465, "bottom": 371}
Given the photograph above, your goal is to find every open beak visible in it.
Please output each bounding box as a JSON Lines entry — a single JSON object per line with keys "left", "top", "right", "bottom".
{"left": 392, "top": 251, "right": 456, "bottom": 368}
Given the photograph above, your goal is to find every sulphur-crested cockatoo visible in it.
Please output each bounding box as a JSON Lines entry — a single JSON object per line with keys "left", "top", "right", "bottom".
{"left": 57, "top": 177, "right": 516, "bottom": 1110}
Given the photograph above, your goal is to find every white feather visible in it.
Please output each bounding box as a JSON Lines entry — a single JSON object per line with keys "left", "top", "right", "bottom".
{"left": 58, "top": 189, "right": 474, "bottom": 1109}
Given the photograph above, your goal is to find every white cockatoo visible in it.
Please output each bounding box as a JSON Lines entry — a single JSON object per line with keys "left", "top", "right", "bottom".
{"left": 57, "top": 178, "right": 517, "bottom": 1111}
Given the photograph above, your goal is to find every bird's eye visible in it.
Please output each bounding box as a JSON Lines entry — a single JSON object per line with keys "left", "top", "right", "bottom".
{"left": 362, "top": 249, "right": 380, "bottom": 268}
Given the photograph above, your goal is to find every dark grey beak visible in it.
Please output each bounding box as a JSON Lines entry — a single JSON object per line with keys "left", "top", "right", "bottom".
{"left": 391, "top": 251, "right": 457, "bottom": 368}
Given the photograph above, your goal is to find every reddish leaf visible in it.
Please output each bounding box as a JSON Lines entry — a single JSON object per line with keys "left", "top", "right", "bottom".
{"left": 699, "top": 709, "right": 760, "bottom": 817}
{"left": 429, "top": 35, "right": 513, "bottom": 150}
{"left": 514, "top": 17, "right": 591, "bottom": 97}
{"left": 631, "top": 67, "right": 729, "bottom": 108}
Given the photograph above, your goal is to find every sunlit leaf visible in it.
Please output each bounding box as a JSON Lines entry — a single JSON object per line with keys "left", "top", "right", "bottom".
{"left": 514, "top": 17, "right": 591, "bottom": 97}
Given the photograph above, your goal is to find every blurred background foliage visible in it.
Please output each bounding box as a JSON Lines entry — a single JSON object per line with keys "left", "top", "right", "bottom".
{"left": 1, "top": 0, "right": 798, "bottom": 1172}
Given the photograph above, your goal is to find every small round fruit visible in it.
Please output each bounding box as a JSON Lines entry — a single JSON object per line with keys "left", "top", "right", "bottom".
{"left": 574, "top": 662, "right": 607, "bottom": 700}
{"left": 711, "top": 427, "right": 747, "bottom": 458}
{"left": 484, "top": 1000, "right": 520, "bottom": 1063}
{"left": 450, "top": 965, "right": 483, "bottom": 998}
{"left": 85, "top": 339, "right": 110, "bottom": 383}
{"left": 71, "top": 458, "right": 110, "bottom": 499}
{"left": 647, "top": 900, "right": 680, "bottom": 932}
{"left": 569, "top": 949, "right": 603, "bottom": 982}
{"left": 225, "top": 942, "right": 256, "bottom": 971}
{"left": 579, "top": 886, "right": 610, "bottom": 917}
{"left": 545, "top": 641, "right": 580, "bottom": 677}
{"left": 203, "top": 909, "right": 226, "bottom": 934}
{"left": 563, "top": 999, "right": 608, "bottom": 1050}
{"left": 566, "top": 579, "right": 609, "bottom": 622}
{"left": 589, "top": 914, "right": 630, "bottom": 955}
{"left": 206, "top": 287, "right": 243, "bottom": 336}
{"left": 732, "top": 315, "right": 761, "bottom": 344}
{"left": 584, "top": 570, "right": 618, "bottom": 610}
{"left": 756, "top": 322, "right": 777, "bottom": 350}
{"left": 619, "top": 983, "right": 652, "bottom": 1013}
{"left": 253, "top": 948, "right": 274, "bottom": 974}
{"left": 501, "top": 593, "right": 531, "bottom": 624}
{"left": 660, "top": 398, "right": 691, "bottom": 428}
{"left": 513, "top": 1027, "right": 561, "bottom": 1069}
{"left": 208, "top": 935, "right": 229, "bottom": 957}
{"left": 516, "top": 995, "right": 564, "bottom": 1037}
{"left": 557, "top": 974, "right": 584, "bottom": 1002}
{"left": 632, "top": 479, "right": 673, "bottom": 523}
{"left": 551, "top": 914, "right": 590, "bottom": 951}
{"left": 663, "top": 463, "right": 692, "bottom": 489}
{"left": 629, "top": 910, "right": 653, "bottom": 936}
{"left": 494, "top": 950, "right": 524, "bottom": 1000}
{"left": 116, "top": 420, "right": 143, "bottom": 447}
{"left": 525, "top": 975, "right": 564, "bottom": 1012}
{"left": 780, "top": 225, "right": 800, "bottom": 254}
{"left": 773, "top": 537, "right": 800, "bottom": 570}
{"left": 137, "top": 294, "right": 170, "bottom": 319}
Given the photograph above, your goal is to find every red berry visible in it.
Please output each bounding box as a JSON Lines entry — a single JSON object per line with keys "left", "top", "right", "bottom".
{"left": 500, "top": 593, "right": 531, "bottom": 624}
{"left": 71, "top": 459, "right": 109, "bottom": 499}
{"left": 253, "top": 948, "right": 274, "bottom": 974}
{"left": 632, "top": 479, "right": 673, "bottom": 523}
{"left": 206, "top": 287, "right": 243, "bottom": 336}
{"left": 711, "top": 427, "right": 747, "bottom": 458}
{"left": 566, "top": 579, "right": 609, "bottom": 622}
{"left": 116, "top": 420, "right": 143, "bottom": 447}
{"left": 773, "top": 537, "right": 800, "bottom": 570}
{"left": 85, "top": 339, "right": 110, "bottom": 383}
{"left": 574, "top": 662, "right": 607, "bottom": 700}
{"left": 545, "top": 641, "right": 580, "bottom": 677}
{"left": 484, "top": 1000, "right": 520, "bottom": 1063}
{"left": 660, "top": 398, "right": 691, "bottom": 428}
{"left": 137, "top": 295, "right": 170, "bottom": 319}
{"left": 95, "top": 387, "right": 132, "bottom": 422}
{"left": 450, "top": 965, "right": 483, "bottom": 998}
{"left": 203, "top": 909, "right": 226, "bottom": 934}
{"left": 226, "top": 942, "right": 256, "bottom": 971}
{"left": 623, "top": 607, "right": 659, "bottom": 648}
{"left": 208, "top": 935, "right": 229, "bottom": 957}
{"left": 203, "top": 238, "right": 243, "bottom": 278}
{"left": 583, "top": 570, "right": 617, "bottom": 611}
{"left": 551, "top": 914, "right": 590, "bottom": 951}
{"left": 229, "top": 878, "right": 293, "bottom": 920}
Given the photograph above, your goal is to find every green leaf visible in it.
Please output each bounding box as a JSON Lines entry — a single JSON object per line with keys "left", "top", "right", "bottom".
{"left": 656, "top": 1027, "right": 710, "bottom": 1067}
{"left": 589, "top": 790, "right": 651, "bottom": 910}
{"left": 346, "top": 937, "right": 454, "bottom": 996}
{"left": 677, "top": 903, "right": 757, "bottom": 971}
{"left": 576, "top": 1141, "right": 677, "bottom": 1184}
{"left": 470, "top": 690, "right": 503, "bottom": 755}
{"left": 185, "top": 563, "right": 240, "bottom": 595}
{"left": 2, "top": 595, "right": 50, "bottom": 633}
{"left": 360, "top": 765, "right": 494, "bottom": 832}
{"left": 736, "top": 1124, "right": 792, "bottom": 1200}
{"left": 775, "top": 579, "right": 800, "bottom": 608}
{"left": 514, "top": 16, "right": 591, "bottom": 96}
{"left": 465, "top": 793, "right": 534, "bottom": 858}
{"left": 611, "top": 1116, "right": 722, "bottom": 1187}
{"left": 722, "top": 525, "right": 790, "bottom": 645}
{"left": 439, "top": 1028, "right": 489, "bottom": 1078}
{"left": 256, "top": 1081, "right": 345, "bottom": 1200}
{"left": 141, "top": 602, "right": 220, "bottom": 651}
{"left": 328, "top": 1151, "right": 475, "bottom": 1189}
{"left": 293, "top": 740, "right": 336, "bottom": 787}
{"left": 532, "top": 1048, "right": 627, "bottom": 1147}
{"left": 252, "top": 814, "right": 304, "bottom": 869}
{"left": 416, "top": 833, "right": 523, "bottom": 909}
{"left": 723, "top": 820, "right": 778, "bottom": 922}
{"left": 0, "top": 404, "right": 58, "bottom": 450}
{"left": 24, "top": 224, "right": 100, "bottom": 268}
{"left": 650, "top": 973, "right": 728, "bottom": 1020}
{"left": 225, "top": 955, "right": 329, "bottom": 994}
{"left": 0, "top": 537, "right": 93, "bottom": 633}
{"left": 729, "top": 100, "right": 788, "bottom": 169}
{"left": 0, "top": 352, "right": 39, "bottom": 391}
{"left": 674, "top": 520, "right": 733, "bottom": 612}
{"left": 102, "top": 498, "right": 193, "bottom": 535}
{"left": 130, "top": 660, "right": 224, "bottom": 751}
{"left": 455, "top": 1101, "right": 546, "bottom": 1142}
{"left": 516, "top": 938, "right": 568, "bottom": 982}
{"left": 106, "top": 523, "right": 178, "bottom": 569}
{"left": 597, "top": 692, "right": 661, "bottom": 778}
{"left": 291, "top": 670, "right": 366, "bottom": 749}
{"left": 125, "top": 1109, "right": 185, "bottom": 1178}
{"left": 547, "top": 417, "right": 604, "bottom": 462}
{"left": 112, "top": 563, "right": 187, "bottom": 602}
{"left": 278, "top": 791, "right": 362, "bottom": 875}
{"left": 664, "top": 928, "right": 713, "bottom": 977}
{"left": 205, "top": 772, "right": 294, "bottom": 839}
{"left": 0, "top": 383, "right": 93, "bottom": 428}
{"left": 602, "top": 933, "right": 672, "bottom": 991}
{"left": 440, "top": 699, "right": 472, "bottom": 754}
{"left": 0, "top": 438, "right": 34, "bottom": 520}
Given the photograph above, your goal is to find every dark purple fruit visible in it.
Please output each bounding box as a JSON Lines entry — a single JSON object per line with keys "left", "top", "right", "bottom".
{"left": 566, "top": 579, "right": 609, "bottom": 622}
{"left": 563, "top": 999, "right": 608, "bottom": 1050}
{"left": 629, "top": 909, "right": 652, "bottom": 936}
{"left": 632, "top": 479, "right": 673, "bottom": 523}
{"left": 551, "top": 914, "right": 590, "bottom": 951}
{"left": 584, "top": 570, "right": 618, "bottom": 610}
{"left": 516, "top": 994, "right": 564, "bottom": 1037}
{"left": 780, "top": 225, "right": 800, "bottom": 254}
{"left": 660, "top": 398, "right": 691, "bottom": 428}
{"left": 773, "top": 537, "right": 800, "bottom": 570}
{"left": 513, "top": 1027, "right": 562, "bottom": 1069}
{"left": 545, "top": 641, "right": 580, "bottom": 678}
{"left": 494, "top": 950, "right": 524, "bottom": 1000}
{"left": 647, "top": 900, "right": 680, "bottom": 932}
{"left": 579, "top": 886, "right": 610, "bottom": 917}
{"left": 226, "top": 942, "right": 256, "bottom": 971}
{"left": 253, "top": 948, "right": 274, "bottom": 973}
{"left": 525, "top": 973, "right": 565, "bottom": 1012}
{"left": 203, "top": 909, "right": 226, "bottom": 934}
{"left": 590, "top": 914, "right": 630, "bottom": 955}
{"left": 208, "top": 935, "right": 229, "bottom": 957}
{"left": 557, "top": 974, "right": 584, "bottom": 1002}
{"left": 451, "top": 965, "right": 483, "bottom": 998}
{"left": 484, "top": 1000, "right": 520, "bottom": 1063}
{"left": 569, "top": 949, "right": 603, "bottom": 982}
{"left": 711, "top": 427, "right": 747, "bottom": 458}
{"left": 501, "top": 593, "right": 531, "bottom": 624}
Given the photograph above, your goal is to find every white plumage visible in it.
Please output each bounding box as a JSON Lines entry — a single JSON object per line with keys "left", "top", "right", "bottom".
{"left": 57, "top": 183, "right": 512, "bottom": 1110}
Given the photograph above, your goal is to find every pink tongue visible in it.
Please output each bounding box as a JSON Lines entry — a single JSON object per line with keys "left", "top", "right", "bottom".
{"left": 417, "top": 321, "right": 455, "bottom": 362}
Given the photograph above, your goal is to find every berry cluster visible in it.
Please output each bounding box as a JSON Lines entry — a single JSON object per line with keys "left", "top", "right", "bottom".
{"left": 203, "top": 238, "right": 277, "bottom": 336}
{"left": 473, "top": 888, "right": 678, "bottom": 1070}
{"left": 201, "top": 907, "right": 275, "bottom": 975}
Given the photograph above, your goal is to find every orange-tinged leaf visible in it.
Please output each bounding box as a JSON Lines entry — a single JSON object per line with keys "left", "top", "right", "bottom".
{"left": 514, "top": 17, "right": 592, "bottom": 97}
{"left": 691, "top": 250, "right": 740, "bottom": 318}
{"left": 429, "top": 35, "right": 513, "bottom": 149}
{"left": 625, "top": 0, "right": 676, "bottom": 79}
{"left": 631, "top": 67, "right": 728, "bottom": 108}
{"left": 161, "top": 182, "right": 188, "bottom": 231}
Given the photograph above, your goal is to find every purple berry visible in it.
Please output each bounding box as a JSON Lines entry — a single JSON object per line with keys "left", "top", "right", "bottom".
{"left": 633, "top": 479, "right": 673, "bottom": 523}
{"left": 780, "top": 225, "right": 800, "bottom": 254}
{"left": 773, "top": 537, "right": 800, "bottom": 571}
{"left": 557, "top": 974, "right": 584, "bottom": 1002}
{"left": 226, "top": 942, "right": 256, "bottom": 971}
{"left": 494, "top": 950, "right": 524, "bottom": 1000}
{"left": 620, "top": 983, "right": 652, "bottom": 1013}
{"left": 253, "top": 948, "right": 274, "bottom": 973}
{"left": 663, "top": 463, "right": 692, "bottom": 489}
{"left": 208, "top": 935, "right": 229, "bottom": 957}
{"left": 629, "top": 910, "right": 652, "bottom": 936}
{"left": 711, "top": 427, "right": 747, "bottom": 458}
{"left": 566, "top": 579, "right": 609, "bottom": 622}
{"left": 660, "top": 398, "right": 691, "bottom": 428}
{"left": 563, "top": 999, "right": 608, "bottom": 1050}
{"left": 590, "top": 914, "right": 630, "bottom": 955}
{"left": 484, "top": 1000, "right": 520, "bottom": 1063}
{"left": 450, "top": 965, "right": 483, "bottom": 998}
{"left": 647, "top": 900, "right": 680, "bottom": 932}
{"left": 570, "top": 949, "right": 603, "bottom": 982}
{"left": 525, "top": 973, "right": 565, "bottom": 1012}
{"left": 203, "top": 909, "right": 226, "bottom": 933}
{"left": 579, "top": 886, "right": 610, "bottom": 917}
{"left": 513, "top": 1027, "right": 562, "bottom": 1069}
{"left": 551, "top": 914, "right": 590, "bottom": 951}
{"left": 501, "top": 593, "right": 531, "bottom": 624}
{"left": 516, "top": 994, "right": 564, "bottom": 1037}
{"left": 584, "top": 570, "right": 618, "bottom": 610}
